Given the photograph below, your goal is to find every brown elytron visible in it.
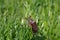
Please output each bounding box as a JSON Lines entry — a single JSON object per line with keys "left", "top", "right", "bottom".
{"left": 27, "top": 16, "right": 38, "bottom": 33}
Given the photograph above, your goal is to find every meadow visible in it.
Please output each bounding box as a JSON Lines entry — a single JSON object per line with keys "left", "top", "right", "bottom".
{"left": 0, "top": 0, "right": 60, "bottom": 40}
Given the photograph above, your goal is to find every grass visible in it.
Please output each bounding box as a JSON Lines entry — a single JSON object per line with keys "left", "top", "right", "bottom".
{"left": 0, "top": 0, "right": 60, "bottom": 40}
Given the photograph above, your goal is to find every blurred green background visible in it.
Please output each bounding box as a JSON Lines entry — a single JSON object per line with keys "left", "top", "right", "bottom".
{"left": 0, "top": 0, "right": 60, "bottom": 40}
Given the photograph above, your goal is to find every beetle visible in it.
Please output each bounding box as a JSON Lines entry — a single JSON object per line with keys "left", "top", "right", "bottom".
{"left": 26, "top": 16, "right": 38, "bottom": 33}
